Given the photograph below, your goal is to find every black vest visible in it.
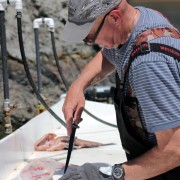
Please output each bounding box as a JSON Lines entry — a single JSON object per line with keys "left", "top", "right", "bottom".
{"left": 114, "top": 28, "right": 180, "bottom": 179}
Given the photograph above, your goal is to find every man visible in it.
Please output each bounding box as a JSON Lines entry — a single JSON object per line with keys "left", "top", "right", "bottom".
{"left": 61, "top": 0, "right": 180, "bottom": 179}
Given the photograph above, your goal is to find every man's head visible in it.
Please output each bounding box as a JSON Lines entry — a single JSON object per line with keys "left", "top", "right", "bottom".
{"left": 61, "top": 0, "right": 122, "bottom": 43}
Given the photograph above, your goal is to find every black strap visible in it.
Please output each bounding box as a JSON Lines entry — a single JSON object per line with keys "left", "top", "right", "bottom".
{"left": 131, "top": 42, "right": 180, "bottom": 61}
{"left": 123, "top": 42, "right": 180, "bottom": 92}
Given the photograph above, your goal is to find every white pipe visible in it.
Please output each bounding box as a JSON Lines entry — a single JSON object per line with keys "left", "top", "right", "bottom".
{"left": 44, "top": 18, "right": 55, "bottom": 32}
{"left": 0, "top": 0, "right": 7, "bottom": 11}
{"left": 33, "top": 18, "right": 41, "bottom": 29}
{"left": 9, "top": 0, "right": 22, "bottom": 12}
{"left": 33, "top": 18, "right": 55, "bottom": 32}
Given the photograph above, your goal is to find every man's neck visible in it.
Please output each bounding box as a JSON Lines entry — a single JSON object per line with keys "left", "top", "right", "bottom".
{"left": 119, "top": 5, "right": 140, "bottom": 44}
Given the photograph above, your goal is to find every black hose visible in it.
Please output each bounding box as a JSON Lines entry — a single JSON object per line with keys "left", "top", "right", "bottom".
{"left": 83, "top": 108, "right": 117, "bottom": 127}
{"left": 50, "top": 31, "right": 68, "bottom": 90}
{"left": 16, "top": 12, "right": 66, "bottom": 128}
{"left": 0, "top": 11, "right": 9, "bottom": 99}
{"left": 34, "top": 28, "right": 42, "bottom": 94}
{"left": 50, "top": 31, "right": 117, "bottom": 128}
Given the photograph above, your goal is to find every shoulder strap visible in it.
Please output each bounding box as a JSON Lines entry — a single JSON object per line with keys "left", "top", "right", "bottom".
{"left": 135, "top": 27, "right": 180, "bottom": 46}
{"left": 132, "top": 27, "right": 180, "bottom": 61}
{"left": 131, "top": 42, "right": 180, "bottom": 62}
{"left": 132, "top": 27, "right": 180, "bottom": 62}
{"left": 123, "top": 27, "right": 180, "bottom": 87}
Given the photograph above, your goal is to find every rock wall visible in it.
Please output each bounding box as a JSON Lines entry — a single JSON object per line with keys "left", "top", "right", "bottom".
{"left": 0, "top": 0, "right": 115, "bottom": 137}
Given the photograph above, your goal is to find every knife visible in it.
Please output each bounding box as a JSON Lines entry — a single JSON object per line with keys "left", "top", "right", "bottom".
{"left": 64, "top": 122, "right": 79, "bottom": 174}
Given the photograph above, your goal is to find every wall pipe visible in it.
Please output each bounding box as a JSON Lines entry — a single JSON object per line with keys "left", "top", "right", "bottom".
{"left": 33, "top": 18, "right": 56, "bottom": 114}
{"left": 0, "top": 0, "right": 23, "bottom": 134}
{"left": 0, "top": 1, "right": 12, "bottom": 134}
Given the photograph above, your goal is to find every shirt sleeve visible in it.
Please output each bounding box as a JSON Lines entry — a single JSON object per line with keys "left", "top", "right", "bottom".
{"left": 102, "top": 48, "right": 115, "bottom": 65}
{"left": 129, "top": 53, "right": 180, "bottom": 133}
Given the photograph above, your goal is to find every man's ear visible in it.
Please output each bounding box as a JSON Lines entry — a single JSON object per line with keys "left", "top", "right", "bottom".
{"left": 108, "top": 9, "right": 122, "bottom": 22}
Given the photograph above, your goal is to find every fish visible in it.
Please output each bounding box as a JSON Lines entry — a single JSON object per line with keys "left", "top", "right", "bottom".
{"left": 34, "top": 133, "right": 114, "bottom": 151}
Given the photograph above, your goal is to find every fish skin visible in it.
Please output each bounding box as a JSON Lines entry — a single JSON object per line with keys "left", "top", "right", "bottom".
{"left": 35, "top": 133, "right": 115, "bottom": 151}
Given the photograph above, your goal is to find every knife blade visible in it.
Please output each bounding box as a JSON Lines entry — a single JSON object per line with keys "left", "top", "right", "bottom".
{"left": 64, "top": 122, "right": 79, "bottom": 174}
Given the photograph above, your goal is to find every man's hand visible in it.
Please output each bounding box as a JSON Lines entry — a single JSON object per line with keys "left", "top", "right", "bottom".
{"left": 62, "top": 82, "right": 84, "bottom": 136}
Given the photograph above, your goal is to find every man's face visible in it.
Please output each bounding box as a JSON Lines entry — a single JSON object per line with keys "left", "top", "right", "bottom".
{"left": 83, "top": 12, "right": 126, "bottom": 49}
{"left": 83, "top": 15, "right": 107, "bottom": 45}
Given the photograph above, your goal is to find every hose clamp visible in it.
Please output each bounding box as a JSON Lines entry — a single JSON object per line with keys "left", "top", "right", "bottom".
{"left": 3, "top": 99, "right": 10, "bottom": 111}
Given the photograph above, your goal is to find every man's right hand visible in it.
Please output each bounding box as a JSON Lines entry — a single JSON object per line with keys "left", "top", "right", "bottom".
{"left": 62, "top": 82, "right": 85, "bottom": 136}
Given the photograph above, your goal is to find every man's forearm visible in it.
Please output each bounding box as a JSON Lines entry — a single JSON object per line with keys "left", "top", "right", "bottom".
{"left": 71, "top": 50, "right": 115, "bottom": 91}
{"left": 123, "top": 145, "right": 179, "bottom": 179}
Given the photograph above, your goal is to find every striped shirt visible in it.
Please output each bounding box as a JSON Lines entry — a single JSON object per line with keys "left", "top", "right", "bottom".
{"left": 102, "top": 6, "right": 180, "bottom": 144}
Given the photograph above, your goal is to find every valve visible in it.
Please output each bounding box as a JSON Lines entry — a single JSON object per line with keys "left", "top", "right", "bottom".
{"left": 3, "top": 100, "right": 22, "bottom": 134}
{"left": 36, "top": 103, "right": 46, "bottom": 115}
{"left": 36, "top": 95, "right": 47, "bottom": 115}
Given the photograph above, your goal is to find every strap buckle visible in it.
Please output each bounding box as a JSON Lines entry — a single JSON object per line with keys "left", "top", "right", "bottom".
{"left": 140, "top": 42, "right": 151, "bottom": 53}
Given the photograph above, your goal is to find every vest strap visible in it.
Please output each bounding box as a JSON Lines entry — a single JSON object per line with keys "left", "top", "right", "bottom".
{"left": 131, "top": 42, "right": 180, "bottom": 61}
{"left": 135, "top": 27, "right": 180, "bottom": 46}
{"left": 124, "top": 27, "right": 180, "bottom": 85}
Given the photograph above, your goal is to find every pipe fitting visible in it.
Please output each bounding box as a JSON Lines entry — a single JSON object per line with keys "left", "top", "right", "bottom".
{"left": 33, "top": 18, "right": 55, "bottom": 32}
{"left": 4, "top": 115, "right": 12, "bottom": 134}
{"left": 0, "top": 0, "right": 7, "bottom": 10}
{"left": 3, "top": 99, "right": 10, "bottom": 111}
{"left": 45, "top": 18, "right": 55, "bottom": 32}
{"left": 33, "top": 18, "right": 42, "bottom": 29}
{"left": 9, "top": 0, "right": 22, "bottom": 12}
{"left": 3, "top": 99, "right": 12, "bottom": 134}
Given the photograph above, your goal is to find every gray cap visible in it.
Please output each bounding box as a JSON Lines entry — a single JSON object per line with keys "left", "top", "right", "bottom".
{"left": 61, "top": 0, "right": 122, "bottom": 43}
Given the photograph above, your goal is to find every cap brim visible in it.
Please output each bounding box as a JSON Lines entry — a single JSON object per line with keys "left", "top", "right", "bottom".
{"left": 61, "top": 21, "right": 94, "bottom": 43}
